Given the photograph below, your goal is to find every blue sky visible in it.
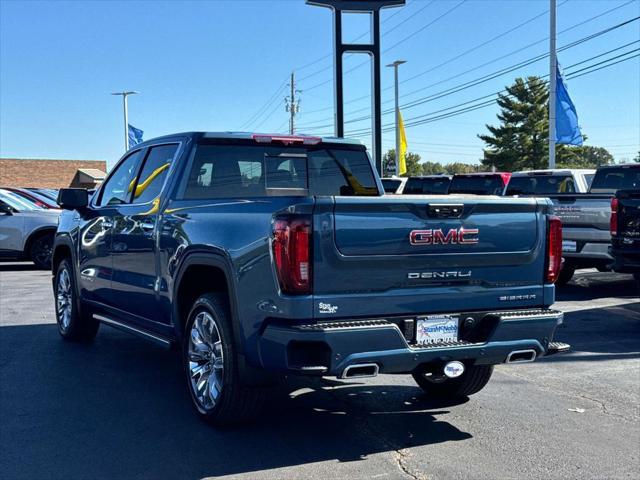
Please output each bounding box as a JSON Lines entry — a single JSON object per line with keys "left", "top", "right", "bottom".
{"left": 1, "top": 0, "right": 638, "bottom": 169}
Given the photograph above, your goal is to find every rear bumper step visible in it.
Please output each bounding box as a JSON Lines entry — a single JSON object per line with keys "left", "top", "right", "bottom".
{"left": 545, "top": 341, "right": 571, "bottom": 356}
{"left": 258, "top": 308, "right": 565, "bottom": 376}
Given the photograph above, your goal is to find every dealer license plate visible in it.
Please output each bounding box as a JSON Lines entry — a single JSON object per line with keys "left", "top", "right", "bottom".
{"left": 416, "top": 315, "right": 459, "bottom": 345}
{"left": 562, "top": 240, "right": 577, "bottom": 252}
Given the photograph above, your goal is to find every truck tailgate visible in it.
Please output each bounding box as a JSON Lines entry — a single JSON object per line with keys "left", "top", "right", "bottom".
{"left": 312, "top": 195, "right": 552, "bottom": 318}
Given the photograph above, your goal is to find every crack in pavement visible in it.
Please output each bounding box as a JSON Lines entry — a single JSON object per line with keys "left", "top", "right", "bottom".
{"left": 497, "top": 368, "right": 635, "bottom": 422}
{"left": 319, "top": 381, "right": 431, "bottom": 480}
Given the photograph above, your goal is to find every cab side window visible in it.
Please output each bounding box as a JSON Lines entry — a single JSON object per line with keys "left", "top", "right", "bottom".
{"left": 132, "top": 144, "right": 178, "bottom": 204}
{"left": 98, "top": 150, "right": 144, "bottom": 207}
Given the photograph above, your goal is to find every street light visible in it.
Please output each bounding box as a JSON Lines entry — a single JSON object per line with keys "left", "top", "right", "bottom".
{"left": 111, "top": 91, "right": 139, "bottom": 151}
{"left": 386, "top": 60, "right": 406, "bottom": 176}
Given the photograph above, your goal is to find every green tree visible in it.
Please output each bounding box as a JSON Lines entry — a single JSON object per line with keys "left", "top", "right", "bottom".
{"left": 479, "top": 76, "right": 614, "bottom": 171}
{"left": 443, "top": 162, "right": 483, "bottom": 175}
{"left": 557, "top": 145, "right": 614, "bottom": 168}
{"left": 382, "top": 149, "right": 423, "bottom": 177}
{"left": 479, "top": 76, "right": 549, "bottom": 171}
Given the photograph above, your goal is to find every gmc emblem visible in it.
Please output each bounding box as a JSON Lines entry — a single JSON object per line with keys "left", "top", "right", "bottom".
{"left": 409, "top": 228, "right": 479, "bottom": 245}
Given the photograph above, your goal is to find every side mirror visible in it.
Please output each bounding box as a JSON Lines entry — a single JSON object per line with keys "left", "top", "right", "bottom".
{"left": 57, "top": 188, "right": 89, "bottom": 210}
{"left": 0, "top": 203, "right": 14, "bottom": 215}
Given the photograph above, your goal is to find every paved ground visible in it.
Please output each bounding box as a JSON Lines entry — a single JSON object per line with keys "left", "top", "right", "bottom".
{"left": 0, "top": 263, "right": 638, "bottom": 480}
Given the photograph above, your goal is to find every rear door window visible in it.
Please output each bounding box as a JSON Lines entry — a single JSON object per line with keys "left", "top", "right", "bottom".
{"left": 131, "top": 144, "right": 178, "bottom": 204}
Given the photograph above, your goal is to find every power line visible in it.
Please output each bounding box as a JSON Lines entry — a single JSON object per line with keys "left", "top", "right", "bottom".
{"left": 238, "top": 79, "right": 287, "bottom": 130}
{"left": 253, "top": 99, "right": 285, "bottom": 132}
{"left": 299, "top": 1, "right": 636, "bottom": 119}
{"left": 343, "top": 48, "right": 640, "bottom": 137}
{"left": 302, "top": 0, "right": 462, "bottom": 92}
{"left": 297, "top": 17, "right": 640, "bottom": 130}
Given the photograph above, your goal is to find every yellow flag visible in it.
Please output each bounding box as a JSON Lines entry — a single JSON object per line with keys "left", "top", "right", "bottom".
{"left": 398, "top": 109, "right": 408, "bottom": 175}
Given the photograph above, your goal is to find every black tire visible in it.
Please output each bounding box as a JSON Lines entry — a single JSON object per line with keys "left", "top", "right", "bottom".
{"left": 54, "top": 258, "right": 99, "bottom": 342}
{"left": 412, "top": 364, "right": 494, "bottom": 399}
{"left": 555, "top": 264, "right": 575, "bottom": 286}
{"left": 183, "top": 293, "right": 265, "bottom": 426}
{"left": 30, "top": 232, "right": 54, "bottom": 270}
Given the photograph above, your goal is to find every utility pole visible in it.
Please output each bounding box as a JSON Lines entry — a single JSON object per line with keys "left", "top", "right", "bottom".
{"left": 387, "top": 60, "right": 406, "bottom": 176}
{"left": 111, "top": 91, "right": 139, "bottom": 151}
{"left": 285, "top": 72, "right": 300, "bottom": 134}
{"left": 549, "top": 0, "right": 557, "bottom": 169}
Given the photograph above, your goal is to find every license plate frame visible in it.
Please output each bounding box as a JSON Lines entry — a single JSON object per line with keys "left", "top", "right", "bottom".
{"left": 562, "top": 240, "right": 577, "bottom": 252}
{"left": 415, "top": 314, "right": 459, "bottom": 346}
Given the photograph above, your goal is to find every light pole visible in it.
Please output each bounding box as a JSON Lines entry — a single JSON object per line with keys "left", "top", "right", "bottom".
{"left": 111, "top": 91, "right": 139, "bottom": 151}
{"left": 386, "top": 60, "right": 406, "bottom": 176}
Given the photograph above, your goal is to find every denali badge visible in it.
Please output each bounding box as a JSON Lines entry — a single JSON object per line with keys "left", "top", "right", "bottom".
{"left": 410, "top": 228, "right": 479, "bottom": 245}
{"left": 408, "top": 271, "right": 471, "bottom": 280}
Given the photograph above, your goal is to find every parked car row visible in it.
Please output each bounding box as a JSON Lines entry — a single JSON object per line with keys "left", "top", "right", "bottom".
{"left": 0, "top": 188, "right": 60, "bottom": 268}
{"left": 384, "top": 164, "right": 639, "bottom": 284}
{"left": 383, "top": 168, "right": 595, "bottom": 196}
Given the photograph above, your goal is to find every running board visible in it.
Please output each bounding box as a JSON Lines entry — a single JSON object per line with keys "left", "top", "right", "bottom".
{"left": 94, "top": 314, "right": 172, "bottom": 348}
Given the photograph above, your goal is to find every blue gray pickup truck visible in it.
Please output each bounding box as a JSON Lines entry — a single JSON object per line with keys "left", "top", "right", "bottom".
{"left": 52, "top": 132, "right": 568, "bottom": 425}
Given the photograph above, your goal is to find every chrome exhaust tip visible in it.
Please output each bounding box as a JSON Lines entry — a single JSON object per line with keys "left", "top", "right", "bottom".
{"left": 506, "top": 349, "right": 537, "bottom": 363}
{"left": 340, "top": 363, "right": 379, "bottom": 379}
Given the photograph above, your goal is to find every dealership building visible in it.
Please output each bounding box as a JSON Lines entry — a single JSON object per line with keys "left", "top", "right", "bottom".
{"left": 0, "top": 158, "right": 107, "bottom": 189}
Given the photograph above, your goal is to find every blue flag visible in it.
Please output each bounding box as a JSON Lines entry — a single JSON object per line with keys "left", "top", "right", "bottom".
{"left": 555, "top": 65, "right": 583, "bottom": 146}
{"left": 128, "top": 124, "right": 144, "bottom": 147}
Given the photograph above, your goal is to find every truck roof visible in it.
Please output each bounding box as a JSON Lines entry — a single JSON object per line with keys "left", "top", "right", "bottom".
{"left": 134, "top": 131, "right": 364, "bottom": 147}
{"left": 512, "top": 169, "right": 596, "bottom": 176}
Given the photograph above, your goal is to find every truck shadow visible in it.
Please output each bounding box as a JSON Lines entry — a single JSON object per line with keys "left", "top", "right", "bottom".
{"left": 0, "top": 324, "right": 471, "bottom": 480}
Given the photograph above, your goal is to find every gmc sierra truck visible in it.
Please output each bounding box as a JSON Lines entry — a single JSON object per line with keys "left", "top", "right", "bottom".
{"left": 52, "top": 132, "right": 568, "bottom": 425}
{"left": 610, "top": 189, "right": 640, "bottom": 283}
{"left": 547, "top": 163, "right": 640, "bottom": 284}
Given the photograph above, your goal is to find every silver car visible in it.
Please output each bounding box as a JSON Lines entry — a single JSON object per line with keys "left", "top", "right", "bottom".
{"left": 0, "top": 188, "right": 60, "bottom": 269}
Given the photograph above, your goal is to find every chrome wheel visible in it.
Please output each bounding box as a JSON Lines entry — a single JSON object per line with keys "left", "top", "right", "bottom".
{"left": 188, "top": 311, "right": 224, "bottom": 410}
{"left": 56, "top": 267, "right": 73, "bottom": 331}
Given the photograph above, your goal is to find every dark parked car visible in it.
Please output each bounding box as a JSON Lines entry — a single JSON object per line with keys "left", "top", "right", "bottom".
{"left": 402, "top": 175, "right": 451, "bottom": 195}
{"left": 610, "top": 189, "right": 640, "bottom": 284}
{"left": 53, "top": 132, "right": 567, "bottom": 425}
{"left": 448, "top": 172, "right": 511, "bottom": 195}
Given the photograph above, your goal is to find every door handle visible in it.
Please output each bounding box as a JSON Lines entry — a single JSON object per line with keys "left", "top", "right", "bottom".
{"left": 140, "top": 221, "right": 155, "bottom": 231}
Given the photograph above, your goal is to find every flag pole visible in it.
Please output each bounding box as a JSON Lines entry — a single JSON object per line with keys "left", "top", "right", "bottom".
{"left": 549, "top": 0, "right": 557, "bottom": 169}
{"left": 387, "top": 60, "right": 406, "bottom": 176}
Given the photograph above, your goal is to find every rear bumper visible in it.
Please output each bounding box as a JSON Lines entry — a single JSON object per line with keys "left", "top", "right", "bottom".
{"left": 562, "top": 227, "right": 613, "bottom": 264}
{"left": 610, "top": 242, "right": 640, "bottom": 273}
{"left": 257, "top": 308, "right": 565, "bottom": 376}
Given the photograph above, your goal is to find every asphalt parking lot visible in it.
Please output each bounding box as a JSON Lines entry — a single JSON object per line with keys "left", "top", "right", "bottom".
{"left": 0, "top": 263, "right": 638, "bottom": 480}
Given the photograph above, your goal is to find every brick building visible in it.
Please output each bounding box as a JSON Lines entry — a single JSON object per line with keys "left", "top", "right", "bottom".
{"left": 0, "top": 158, "right": 107, "bottom": 189}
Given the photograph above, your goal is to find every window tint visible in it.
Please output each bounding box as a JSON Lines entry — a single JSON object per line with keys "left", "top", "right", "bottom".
{"left": 381, "top": 179, "right": 402, "bottom": 193}
{"left": 403, "top": 177, "right": 450, "bottom": 194}
{"left": 506, "top": 175, "right": 576, "bottom": 195}
{"left": 98, "top": 150, "right": 144, "bottom": 206}
{"left": 590, "top": 166, "right": 640, "bottom": 192}
{"left": 182, "top": 144, "right": 378, "bottom": 199}
{"left": 132, "top": 144, "right": 178, "bottom": 204}
{"left": 449, "top": 175, "right": 505, "bottom": 195}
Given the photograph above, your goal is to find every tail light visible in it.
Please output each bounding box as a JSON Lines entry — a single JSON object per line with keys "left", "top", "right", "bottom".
{"left": 546, "top": 215, "right": 563, "bottom": 284}
{"left": 272, "top": 216, "right": 312, "bottom": 294}
{"left": 610, "top": 197, "right": 618, "bottom": 236}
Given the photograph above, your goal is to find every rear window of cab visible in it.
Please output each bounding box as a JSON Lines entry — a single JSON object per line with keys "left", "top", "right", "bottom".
{"left": 179, "top": 143, "right": 379, "bottom": 199}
